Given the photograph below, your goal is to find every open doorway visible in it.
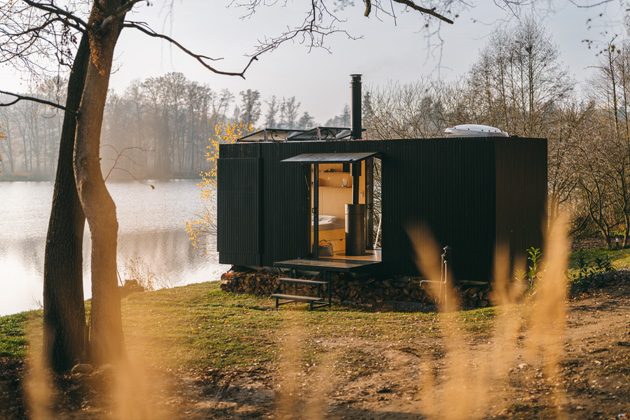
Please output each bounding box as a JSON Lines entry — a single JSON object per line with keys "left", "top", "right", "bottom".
{"left": 308, "top": 156, "right": 381, "bottom": 262}
{"left": 281, "top": 151, "right": 381, "bottom": 262}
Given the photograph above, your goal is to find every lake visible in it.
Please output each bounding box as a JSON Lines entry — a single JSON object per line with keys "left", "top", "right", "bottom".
{"left": 0, "top": 179, "right": 228, "bottom": 317}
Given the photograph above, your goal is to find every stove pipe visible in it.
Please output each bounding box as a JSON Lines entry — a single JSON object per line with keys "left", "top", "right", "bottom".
{"left": 350, "top": 74, "right": 362, "bottom": 140}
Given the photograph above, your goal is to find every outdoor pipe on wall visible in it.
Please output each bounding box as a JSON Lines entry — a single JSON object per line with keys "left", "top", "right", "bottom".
{"left": 351, "top": 74, "right": 362, "bottom": 140}
{"left": 351, "top": 74, "right": 362, "bottom": 204}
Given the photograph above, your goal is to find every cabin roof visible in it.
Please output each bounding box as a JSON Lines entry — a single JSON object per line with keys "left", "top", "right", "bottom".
{"left": 237, "top": 126, "right": 368, "bottom": 142}
{"left": 238, "top": 128, "right": 305, "bottom": 142}
{"left": 286, "top": 127, "right": 352, "bottom": 141}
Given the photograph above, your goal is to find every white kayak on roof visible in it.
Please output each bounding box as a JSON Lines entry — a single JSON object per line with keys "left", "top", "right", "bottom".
{"left": 444, "top": 124, "right": 509, "bottom": 137}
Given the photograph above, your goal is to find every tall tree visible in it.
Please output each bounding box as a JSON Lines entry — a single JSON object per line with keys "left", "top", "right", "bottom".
{"left": 43, "top": 34, "right": 90, "bottom": 372}
{"left": 265, "top": 95, "right": 279, "bottom": 128}
{"left": 239, "top": 89, "right": 261, "bottom": 128}
{"left": 72, "top": 0, "right": 128, "bottom": 364}
{"left": 280, "top": 96, "right": 300, "bottom": 129}
{"left": 297, "top": 111, "right": 315, "bottom": 129}
{"left": 466, "top": 17, "right": 573, "bottom": 137}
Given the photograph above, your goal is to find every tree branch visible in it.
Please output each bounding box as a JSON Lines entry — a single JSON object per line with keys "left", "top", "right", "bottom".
{"left": 124, "top": 21, "right": 258, "bottom": 78}
{"left": 101, "top": 144, "right": 154, "bottom": 186}
{"left": 0, "top": 90, "right": 77, "bottom": 116}
{"left": 21, "top": 0, "right": 89, "bottom": 31}
{"left": 101, "top": 0, "right": 145, "bottom": 30}
{"left": 390, "top": 0, "right": 454, "bottom": 24}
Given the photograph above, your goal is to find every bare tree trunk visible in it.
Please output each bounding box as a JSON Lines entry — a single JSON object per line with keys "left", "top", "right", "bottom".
{"left": 74, "top": 5, "right": 126, "bottom": 365}
{"left": 43, "top": 34, "right": 90, "bottom": 373}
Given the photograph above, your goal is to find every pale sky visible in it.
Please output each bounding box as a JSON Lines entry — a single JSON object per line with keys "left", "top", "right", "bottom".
{"left": 1, "top": 0, "right": 627, "bottom": 124}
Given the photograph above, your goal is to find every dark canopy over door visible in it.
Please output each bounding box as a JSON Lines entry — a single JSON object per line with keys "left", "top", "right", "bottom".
{"left": 281, "top": 151, "right": 379, "bottom": 164}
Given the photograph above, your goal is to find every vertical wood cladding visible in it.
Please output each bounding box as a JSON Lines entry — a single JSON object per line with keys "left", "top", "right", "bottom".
{"left": 217, "top": 138, "right": 547, "bottom": 283}
{"left": 379, "top": 138, "right": 496, "bottom": 281}
{"left": 495, "top": 138, "right": 548, "bottom": 275}
{"left": 217, "top": 143, "right": 261, "bottom": 266}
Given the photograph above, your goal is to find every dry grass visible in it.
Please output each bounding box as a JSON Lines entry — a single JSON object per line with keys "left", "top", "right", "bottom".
{"left": 4, "top": 217, "right": 580, "bottom": 419}
{"left": 409, "top": 217, "right": 570, "bottom": 419}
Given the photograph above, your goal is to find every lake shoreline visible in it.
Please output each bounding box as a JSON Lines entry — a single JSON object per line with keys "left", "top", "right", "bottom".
{"left": 0, "top": 179, "right": 225, "bottom": 317}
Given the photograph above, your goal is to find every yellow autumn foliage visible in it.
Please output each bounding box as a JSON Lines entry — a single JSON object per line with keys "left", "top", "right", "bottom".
{"left": 185, "top": 121, "right": 252, "bottom": 251}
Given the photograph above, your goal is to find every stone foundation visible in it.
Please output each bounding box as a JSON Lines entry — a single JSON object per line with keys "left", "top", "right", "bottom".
{"left": 220, "top": 267, "right": 492, "bottom": 309}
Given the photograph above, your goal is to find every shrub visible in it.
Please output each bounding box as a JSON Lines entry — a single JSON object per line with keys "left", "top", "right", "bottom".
{"left": 569, "top": 253, "right": 616, "bottom": 294}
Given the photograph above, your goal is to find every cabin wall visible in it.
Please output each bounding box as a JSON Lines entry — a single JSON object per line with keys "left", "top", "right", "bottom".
{"left": 217, "top": 143, "right": 262, "bottom": 265}
{"left": 259, "top": 143, "right": 313, "bottom": 266}
{"left": 380, "top": 138, "right": 496, "bottom": 281}
{"left": 495, "top": 138, "right": 547, "bottom": 274}
{"left": 218, "top": 138, "right": 547, "bottom": 283}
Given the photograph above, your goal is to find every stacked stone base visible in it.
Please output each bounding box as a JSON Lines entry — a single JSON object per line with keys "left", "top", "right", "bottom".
{"left": 220, "top": 268, "right": 492, "bottom": 309}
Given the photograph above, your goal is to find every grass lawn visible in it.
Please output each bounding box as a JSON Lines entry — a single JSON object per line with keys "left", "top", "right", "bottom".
{"left": 0, "top": 312, "right": 32, "bottom": 359}
{"left": 0, "top": 282, "right": 496, "bottom": 371}
{"left": 569, "top": 245, "right": 630, "bottom": 270}
{"left": 3, "top": 244, "right": 626, "bottom": 370}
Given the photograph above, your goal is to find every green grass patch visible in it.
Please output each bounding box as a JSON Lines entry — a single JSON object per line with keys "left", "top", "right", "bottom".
{"left": 569, "top": 247, "right": 630, "bottom": 270}
{"left": 0, "top": 312, "right": 32, "bottom": 359}
{"left": 458, "top": 307, "right": 495, "bottom": 334}
{"left": 0, "top": 281, "right": 500, "bottom": 372}
{"left": 121, "top": 282, "right": 447, "bottom": 370}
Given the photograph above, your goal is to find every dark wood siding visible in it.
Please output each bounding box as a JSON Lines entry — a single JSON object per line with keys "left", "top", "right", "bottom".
{"left": 495, "top": 138, "right": 547, "bottom": 273}
{"left": 259, "top": 143, "right": 311, "bottom": 266}
{"left": 217, "top": 155, "right": 262, "bottom": 265}
{"left": 217, "top": 138, "right": 547, "bottom": 283}
{"left": 380, "top": 138, "right": 496, "bottom": 281}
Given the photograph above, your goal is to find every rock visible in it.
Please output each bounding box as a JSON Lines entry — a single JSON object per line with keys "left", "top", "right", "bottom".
{"left": 70, "top": 363, "right": 94, "bottom": 375}
{"left": 96, "top": 363, "right": 118, "bottom": 381}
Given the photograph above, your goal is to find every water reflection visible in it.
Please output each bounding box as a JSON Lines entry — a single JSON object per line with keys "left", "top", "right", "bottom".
{"left": 0, "top": 180, "right": 227, "bottom": 316}
{"left": 117, "top": 229, "right": 222, "bottom": 288}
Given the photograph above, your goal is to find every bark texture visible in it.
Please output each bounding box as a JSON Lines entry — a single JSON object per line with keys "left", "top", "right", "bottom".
{"left": 74, "top": 3, "right": 126, "bottom": 364}
{"left": 43, "top": 34, "right": 90, "bottom": 373}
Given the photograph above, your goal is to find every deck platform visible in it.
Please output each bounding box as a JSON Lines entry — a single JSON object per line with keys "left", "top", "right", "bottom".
{"left": 274, "top": 258, "right": 381, "bottom": 273}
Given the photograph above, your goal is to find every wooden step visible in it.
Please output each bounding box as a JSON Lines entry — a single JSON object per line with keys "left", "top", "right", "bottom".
{"left": 271, "top": 294, "right": 324, "bottom": 303}
{"left": 279, "top": 277, "right": 328, "bottom": 286}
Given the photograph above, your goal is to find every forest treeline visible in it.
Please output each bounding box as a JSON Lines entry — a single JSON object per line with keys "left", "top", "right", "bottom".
{"left": 1, "top": 19, "right": 629, "bottom": 244}
{"left": 0, "top": 71, "right": 336, "bottom": 180}
{"left": 364, "top": 19, "right": 630, "bottom": 246}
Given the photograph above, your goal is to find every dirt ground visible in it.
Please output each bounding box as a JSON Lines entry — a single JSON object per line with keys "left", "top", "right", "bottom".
{"left": 2, "top": 278, "right": 629, "bottom": 420}
{"left": 166, "top": 278, "right": 630, "bottom": 420}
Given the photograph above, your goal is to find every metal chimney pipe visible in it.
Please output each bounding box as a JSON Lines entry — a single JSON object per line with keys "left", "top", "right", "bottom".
{"left": 350, "top": 74, "right": 362, "bottom": 140}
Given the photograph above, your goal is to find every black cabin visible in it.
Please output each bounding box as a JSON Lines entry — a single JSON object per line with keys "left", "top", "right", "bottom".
{"left": 216, "top": 135, "right": 547, "bottom": 283}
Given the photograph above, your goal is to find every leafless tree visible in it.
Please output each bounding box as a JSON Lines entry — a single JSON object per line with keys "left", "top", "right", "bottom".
{"left": 364, "top": 78, "right": 461, "bottom": 139}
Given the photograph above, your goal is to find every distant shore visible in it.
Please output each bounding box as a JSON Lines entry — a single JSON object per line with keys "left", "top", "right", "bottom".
{"left": 0, "top": 173, "right": 203, "bottom": 182}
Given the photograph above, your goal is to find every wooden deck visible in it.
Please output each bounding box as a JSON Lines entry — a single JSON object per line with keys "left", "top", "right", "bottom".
{"left": 331, "top": 249, "right": 381, "bottom": 262}
{"left": 274, "top": 257, "right": 381, "bottom": 273}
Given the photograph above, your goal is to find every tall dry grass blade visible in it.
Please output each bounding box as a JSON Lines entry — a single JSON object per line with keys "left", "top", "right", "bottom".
{"left": 275, "top": 311, "right": 306, "bottom": 419}
{"left": 110, "top": 359, "right": 169, "bottom": 420}
{"left": 524, "top": 214, "right": 569, "bottom": 418}
{"left": 304, "top": 350, "right": 337, "bottom": 420}
{"left": 410, "top": 221, "right": 571, "bottom": 419}
{"left": 407, "top": 224, "right": 460, "bottom": 312}
{"left": 409, "top": 225, "right": 481, "bottom": 418}
{"left": 485, "top": 247, "right": 527, "bottom": 415}
{"left": 24, "top": 319, "right": 54, "bottom": 420}
{"left": 24, "top": 355, "right": 53, "bottom": 420}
